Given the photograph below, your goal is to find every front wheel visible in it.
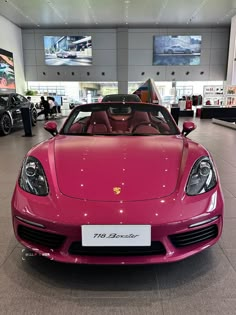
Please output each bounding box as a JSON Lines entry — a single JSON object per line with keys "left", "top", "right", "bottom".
{"left": 0, "top": 113, "right": 12, "bottom": 135}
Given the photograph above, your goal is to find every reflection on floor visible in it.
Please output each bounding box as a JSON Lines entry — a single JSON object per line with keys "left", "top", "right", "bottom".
{"left": 0, "top": 118, "right": 236, "bottom": 315}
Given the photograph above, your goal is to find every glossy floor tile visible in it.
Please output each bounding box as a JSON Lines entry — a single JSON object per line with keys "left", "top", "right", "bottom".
{"left": 0, "top": 118, "right": 236, "bottom": 314}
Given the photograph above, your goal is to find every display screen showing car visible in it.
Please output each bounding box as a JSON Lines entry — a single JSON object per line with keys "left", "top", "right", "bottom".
{"left": 0, "top": 48, "right": 16, "bottom": 92}
{"left": 12, "top": 102, "right": 224, "bottom": 264}
{"left": 44, "top": 35, "right": 92, "bottom": 66}
{"left": 0, "top": 93, "right": 37, "bottom": 136}
{"left": 153, "top": 35, "right": 201, "bottom": 65}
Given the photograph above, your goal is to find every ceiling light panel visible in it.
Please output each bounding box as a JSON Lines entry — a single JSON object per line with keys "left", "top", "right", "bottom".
{"left": 0, "top": 0, "right": 234, "bottom": 28}
{"left": 46, "top": 0, "right": 68, "bottom": 25}
{"left": 3, "top": 0, "right": 40, "bottom": 27}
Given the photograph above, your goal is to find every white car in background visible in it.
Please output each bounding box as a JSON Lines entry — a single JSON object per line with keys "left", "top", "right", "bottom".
{"left": 56, "top": 50, "right": 77, "bottom": 59}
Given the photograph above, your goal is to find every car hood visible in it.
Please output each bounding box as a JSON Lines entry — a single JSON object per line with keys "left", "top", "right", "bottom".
{"left": 54, "top": 135, "right": 185, "bottom": 201}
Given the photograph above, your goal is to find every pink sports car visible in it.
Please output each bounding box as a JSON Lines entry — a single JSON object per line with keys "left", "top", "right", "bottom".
{"left": 11, "top": 102, "right": 224, "bottom": 264}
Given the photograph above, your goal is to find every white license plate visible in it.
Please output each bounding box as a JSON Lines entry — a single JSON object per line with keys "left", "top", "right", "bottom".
{"left": 82, "top": 225, "right": 151, "bottom": 247}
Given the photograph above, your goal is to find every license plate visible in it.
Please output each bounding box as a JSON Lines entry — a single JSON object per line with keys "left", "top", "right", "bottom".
{"left": 82, "top": 225, "right": 151, "bottom": 247}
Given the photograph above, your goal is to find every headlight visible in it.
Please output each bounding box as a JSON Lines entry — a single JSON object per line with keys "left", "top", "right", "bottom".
{"left": 186, "top": 157, "right": 217, "bottom": 196}
{"left": 19, "top": 156, "right": 49, "bottom": 196}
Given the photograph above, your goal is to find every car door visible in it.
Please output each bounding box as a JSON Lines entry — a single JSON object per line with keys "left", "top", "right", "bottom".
{"left": 9, "top": 94, "right": 22, "bottom": 126}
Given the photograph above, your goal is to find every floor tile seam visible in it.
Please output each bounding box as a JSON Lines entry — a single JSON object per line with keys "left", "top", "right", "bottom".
{"left": 0, "top": 244, "right": 18, "bottom": 269}
{"left": 218, "top": 242, "right": 236, "bottom": 274}
{"left": 210, "top": 154, "right": 236, "bottom": 168}
{"left": 153, "top": 267, "right": 165, "bottom": 315}
{"left": 222, "top": 187, "right": 235, "bottom": 198}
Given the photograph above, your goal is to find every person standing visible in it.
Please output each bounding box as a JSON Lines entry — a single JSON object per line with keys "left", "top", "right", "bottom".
{"left": 48, "top": 96, "right": 57, "bottom": 117}
{"left": 37, "top": 96, "right": 50, "bottom": 120}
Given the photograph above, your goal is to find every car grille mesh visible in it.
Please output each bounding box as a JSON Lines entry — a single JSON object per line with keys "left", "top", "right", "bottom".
{"left": 169, "top": 224, "right": 218, "bottom": 248}
{"left": 68, "top": 241, "right": 166, "bottom": 256}
{"left": 18, "top": 225, "right": 66, "bottom": 249}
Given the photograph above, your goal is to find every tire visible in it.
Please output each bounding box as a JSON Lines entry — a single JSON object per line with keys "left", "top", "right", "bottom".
{"left": 168, "top": 50, "right": 173, "bottom": 54}
{"left": 0, "top": 113, "right": 12, "bottom": 136}
{"left": 31, "top": 109, "right": 37, "bottom": 126}
{"left": 185, "top": 49, "right": 191, "bottom": 54}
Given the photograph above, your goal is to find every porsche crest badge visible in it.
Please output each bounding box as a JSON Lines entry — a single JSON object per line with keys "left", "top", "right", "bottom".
{"left": 113, "top": 187, "right": 121, "bottom": 195}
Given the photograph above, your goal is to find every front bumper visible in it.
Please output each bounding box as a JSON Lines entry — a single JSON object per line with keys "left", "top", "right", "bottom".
{"left": 12, "top": 186, "right": 224, "bottom": 265}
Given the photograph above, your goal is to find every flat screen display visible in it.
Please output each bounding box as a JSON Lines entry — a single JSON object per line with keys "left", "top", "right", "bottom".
{"left": 153, "top": 35, "right": 201, "bottom": 66}
{"left": 44, "top": 35, "right": 92, "bottom": 66}
{"left": 0, "top": 48, "right": 15, "bottom": 92}
{"left": 53, "top": 95, "right": 62, "bottom": 106}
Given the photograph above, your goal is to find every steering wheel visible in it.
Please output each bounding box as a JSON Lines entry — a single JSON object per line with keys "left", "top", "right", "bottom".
{"left": 131, "top": 122, "right": 159, "bottom": 133}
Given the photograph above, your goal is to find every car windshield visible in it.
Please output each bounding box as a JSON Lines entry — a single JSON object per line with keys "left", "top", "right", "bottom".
{"left": 61, "top": 102, "right": 179, "bottom": 136}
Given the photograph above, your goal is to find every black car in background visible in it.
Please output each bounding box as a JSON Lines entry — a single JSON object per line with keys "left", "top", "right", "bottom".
{"left": 0, "top": 93, "right": 37, "bottom": 136}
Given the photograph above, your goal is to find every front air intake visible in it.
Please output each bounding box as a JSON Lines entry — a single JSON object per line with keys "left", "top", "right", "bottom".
{"left": 18, "top": 225, "right": 66, "bottom": 249}
{"left": 169, "top": 225, "right": 218, "bottom": 248}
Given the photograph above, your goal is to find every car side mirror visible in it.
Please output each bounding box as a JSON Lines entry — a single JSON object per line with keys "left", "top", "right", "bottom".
{"left": 44, "top": 121, "right": 58, "bottom": 137}
{"left": 182, "top": 121, "right": 196, "bottom": 137}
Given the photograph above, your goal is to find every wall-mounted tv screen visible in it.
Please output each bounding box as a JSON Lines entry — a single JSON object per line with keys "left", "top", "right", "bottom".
{"left": 0, "top": 48, "right": 15, "bottom": 93}
{"left": 44, "top": 35, "right": 92, "bottom": 66}
{"left": 153, "top": 35, "right": 201, "bottom": 66}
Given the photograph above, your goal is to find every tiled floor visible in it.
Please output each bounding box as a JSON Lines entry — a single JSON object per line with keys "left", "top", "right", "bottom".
{"left": 0, "top": 118, "right": 236, "bottom": 315}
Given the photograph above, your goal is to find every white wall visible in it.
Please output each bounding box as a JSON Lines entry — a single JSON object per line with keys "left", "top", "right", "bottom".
{"left": 0, "top": 15, "right": 26, "bottom": 94}
{"left": 22, "top": 27, "right": 229, "bottom": 84}
{"left": 128, "top": 28, "right": 229, "bottom": 82}
{"left": 227, "top": 16, "right": 236, "bottom": 84}
{"left": 23, "top": 29, "right": 117, "bottom": 82}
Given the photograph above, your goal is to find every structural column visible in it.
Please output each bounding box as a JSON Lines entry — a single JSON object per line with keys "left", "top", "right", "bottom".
{"left": 117, "top": 28, "right": 129, "bottom": 94}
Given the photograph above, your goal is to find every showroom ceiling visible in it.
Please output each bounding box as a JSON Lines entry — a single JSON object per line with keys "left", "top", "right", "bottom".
{"left": 0, "top": 0, "right": 236, "bottom": 29}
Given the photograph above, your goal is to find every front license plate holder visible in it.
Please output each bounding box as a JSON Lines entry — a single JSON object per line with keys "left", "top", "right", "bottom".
{"left": 82, "top": 225, "right": 151, "bottom": 247}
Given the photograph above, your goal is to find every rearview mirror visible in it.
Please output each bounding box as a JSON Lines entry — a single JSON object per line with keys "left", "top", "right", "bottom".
{"left": 182, "top": 121, "right": 196, "bottom": 136}
{"left": 44, "top": 121, "right": 58, "bottom": 137}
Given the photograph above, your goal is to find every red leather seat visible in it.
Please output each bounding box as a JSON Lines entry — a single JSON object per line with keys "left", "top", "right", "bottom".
{"left": 87, "top": 111, "right": 112, "bottom": 134}
{"left": 133, "top": 125, "right": 160, "bottom": 134}
{"left": 129, "top": 111, "right": 151, "bottom": 131}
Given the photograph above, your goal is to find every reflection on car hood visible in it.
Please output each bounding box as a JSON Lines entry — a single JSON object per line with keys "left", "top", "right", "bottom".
{"left": 54, "top": 135, "right": 184, "bottom": 201}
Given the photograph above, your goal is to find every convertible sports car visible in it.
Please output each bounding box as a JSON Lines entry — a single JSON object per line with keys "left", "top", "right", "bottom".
{"left": 164, "top": 45, "right": 193, "bottom": 54}
{"left": 11, "top": 102, "right": 224, "bottom": 264}
{"left": 0, "top": 93, "right": 37, "bottom": 136}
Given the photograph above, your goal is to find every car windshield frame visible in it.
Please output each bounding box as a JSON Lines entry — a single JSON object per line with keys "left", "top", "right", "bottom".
{"left": 61, "top": 102, "right": 180, "bottom": 137}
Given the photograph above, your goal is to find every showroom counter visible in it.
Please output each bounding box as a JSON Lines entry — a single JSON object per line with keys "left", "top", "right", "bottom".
{"left": 200, "top": 106, "right": 236, "bottom": 119}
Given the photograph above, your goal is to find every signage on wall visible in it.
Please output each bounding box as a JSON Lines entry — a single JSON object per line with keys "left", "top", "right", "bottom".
{"left": 0, "top": 48, "right": 16, "bottom": 93}
{"left": 44, "top": 35, "right": 92, "bottom": 66}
